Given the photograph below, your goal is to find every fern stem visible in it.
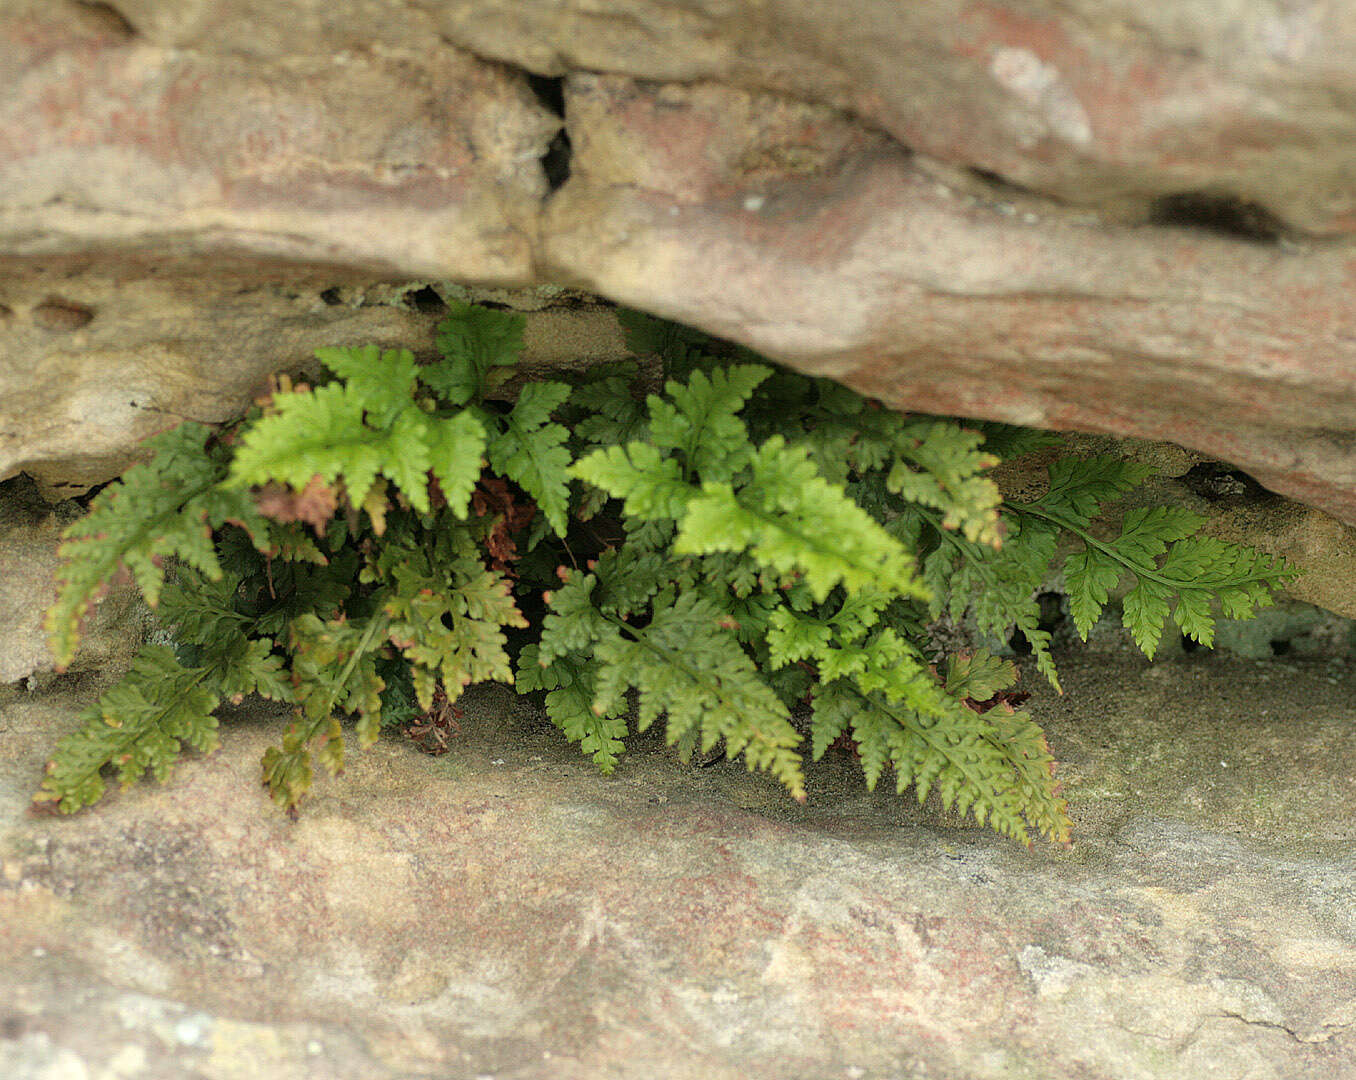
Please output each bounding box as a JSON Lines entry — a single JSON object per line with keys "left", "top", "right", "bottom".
{"left": 597, "top": 609, "right": 789, "bottom": 742}
{"left": 1007, "top": 503, "right": 1271, "bottom": 590}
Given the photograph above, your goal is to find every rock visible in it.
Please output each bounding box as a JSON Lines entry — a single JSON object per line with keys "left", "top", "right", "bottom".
{"left": 0, "top": 270, "right": 627, "bottom": 498}
{"left": 543, "top": 73, "right": 1356, "bottom": 528}
{"left": 2, "top": 654, "right": 1355, "bottom": 1079}
{"left": 0, "top": 4, "right": 556, "bottom": 276}
{"left": 0, "top": 475, "right": 146, "bottom": 686}
{"left": 5, "top": 4, "right": 1356, "bottom": 529}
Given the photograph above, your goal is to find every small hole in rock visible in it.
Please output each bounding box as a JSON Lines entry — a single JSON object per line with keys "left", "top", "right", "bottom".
{"left": 405, "top": 286, "right": 446, "bottom": 314}
{"left": 1148, "top": 192, "right": 1284, "bottom": 243}
{"left": 1180, "top": 463, "right": 1273, "bottom": 503}
{"left": 1181, "top": 634, "right": 1203, "bottom": 654}
{"left": 1270, "top": 638, "right": 1292, "bottom": 657}
{"left": 524, "top": 74, "right": 571, "bottom": 192}
{"left": 525, "top": 74, "right": 565, "bottom": 116}
{"left": 318, "top": 287, "right": 343, "bottom": 306}
{"left": 1008, "top": 591, "right": 1066, "bottom": 655}
{"left": 74, "top": 1, "right": 138, "bottom": 39}
{"left": 540, "top": 130, "right": 572, "bottom": 193}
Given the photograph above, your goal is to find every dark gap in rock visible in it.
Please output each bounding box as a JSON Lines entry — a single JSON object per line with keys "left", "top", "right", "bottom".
{"left": 525, "top": 74, "right": 571, "bottom": 193}
{"left": 1181, "top": 634, "right": 1203, "bottom": 653}
{"left": 540, "top": 130, "right": 573, "bottom": 192}
{"left": 74, "top": 479, "right": 113, "bottom": 508}
{"left": 477, "top": 300, "right": 512, "bottom": 311}
{"left": 1180, "top": 463, "right": 1275, "bottom": 503}
{"left": 967, "top": 166, "right": 1034, "bottom": 196}
{"left": 74, "top": 1, "right": 138, "bottom": 39}
{"left": 318, "top": 287, "right": 343, "bottom": 307}
{"left": 1270, "top": 638, "right": 1292, "bottom": 657}
{"left": 526, "top": 74, "right": 565, "bottom": 117}
{"left": 1148, "top": 192, "right": 1285, "bottom": 242}
{"left": 1008, "top": 591, "right": 1066, "bottom": 655}
{"left": 32, "top": 297, "right": 94, "bottom": 332}
{"left": 405, "top": 286, "right": 446, "bottom": 314}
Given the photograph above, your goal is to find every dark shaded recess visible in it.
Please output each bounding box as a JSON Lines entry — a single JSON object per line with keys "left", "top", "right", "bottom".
{"left": 32, "top": 297, "right": 94, "bottom": 331}
{"left": 1180, "top": 462, "right": 1276, "bottom": 503}
{"left": 318, "top": 287, "right": 343, "bottom": 306}
{"left": 1270, "top": 638, "right": 1292, "bottom": 656}
{"left": 1149, "top": 191, "right": 1285, "bottom": 242}
{"left": 526, "top": 74, "right": 565, "bottom": 116}
{"left": 526, "top": 74, "right": 572, "bottom": 193}
{"left": 967, "top": 166, "right": 1037, "bottom": 196}
{"left": 1008, "top": 591, "right": 1066, "bottom": 656}
{"left": 74, "top": 1, "right": 138, "bottom": 39}
{"left": 405, "top": 285, "right": 447, "bottom": 314}
{"left": 1180, "top": 634, "right": 1203, "bottom": 653}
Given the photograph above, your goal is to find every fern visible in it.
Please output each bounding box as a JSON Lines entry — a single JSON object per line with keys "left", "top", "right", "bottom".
{"left": 37, "top": 302, "right": 1296, "bottom": 845}
{"left": 1006, "top": 457, "right": 1295, "bottom": 661}
{"left": 45, "top": 423, "right": 270, "bottom": 669}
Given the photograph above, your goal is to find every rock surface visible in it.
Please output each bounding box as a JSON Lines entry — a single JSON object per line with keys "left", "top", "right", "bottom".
{"left": 0, "top": 475, "right": 147, "bottom": 686}
{"left": 3, "top": 651, "right": 1355, "bottom": 1079}
{"left": 2, "top": 2, "right": 1356, "bottom": 527}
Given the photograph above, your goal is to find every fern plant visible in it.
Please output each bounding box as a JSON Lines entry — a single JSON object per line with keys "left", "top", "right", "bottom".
{"left": 38, "top": 301, "right": 1296, "bottom": 843}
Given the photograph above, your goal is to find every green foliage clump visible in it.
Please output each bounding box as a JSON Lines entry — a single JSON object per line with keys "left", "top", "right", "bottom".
{"left": 39, "top": 302, "right": 1296, "bottom": 843}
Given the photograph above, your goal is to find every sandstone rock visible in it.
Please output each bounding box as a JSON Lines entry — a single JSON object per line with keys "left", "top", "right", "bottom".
{"left": 543, "top": 73, "right": 1356, "bottom": 527}
{"left": 2, "top": 655, "right": 1354, "bottom": 1079}
{"left": 3, "top": 4, "right": 1356, "bottom": 532}
{"left": 0, "top": 4, "right": 556, "bottom": 276}
{"left": 91, "top": 0, "right": 1356, "bottom": 236}
{"left": 0, "top": 475, "right": 146, "bottom": 686}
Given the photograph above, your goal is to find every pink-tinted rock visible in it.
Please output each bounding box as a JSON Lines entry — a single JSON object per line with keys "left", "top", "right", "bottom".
{"left": 4, "top": 3, "right": 1356, "bottom": 532}
{"left": 544, "top": 74, "right": 1356, "bottom": 526}
{"left": 3, "top": 668, "right": 1355, "bottom": 1078}
{"left": 0, "top": 5, "right": 556, "bottom": 278}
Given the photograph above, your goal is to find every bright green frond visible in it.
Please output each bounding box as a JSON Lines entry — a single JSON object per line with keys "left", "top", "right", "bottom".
{"left": 675, "top": 436, "right": 927, "bottom": 603}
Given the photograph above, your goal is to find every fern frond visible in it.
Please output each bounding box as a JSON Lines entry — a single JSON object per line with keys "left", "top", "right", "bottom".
{"left": 1038, "top": 454, "right": 1158, "bottom": 527}
{"left": 1015, "top": 474, "right": 1297, "bottom": 658}
{"left": 887, "top": 419, "right": 1004, "bottom": 546}
{"left": 943, "top": 649, "right": 1019, "bottom": 702}
{"left": 264, "top": 612, "right": 389, "bottom": 809}
{"left": 590, "top": 592, "right": 806, "bottom": 797}
{"left": 917, "top": 510, "right": 1062, "bottom": 690}
{"left": 675, "top": 436, "right": 929, "bottom": 603}
{"left": 517, "top": 645, "right": 629, "bottom": 773}
{"left": 45, "top": 423, "right": 267, "bottom": 669}
{"left": 648, "top": 365, "right": 771, "bottom": 481}
{"left": 34, "top": 645, "right": 221, "bottom": 812}
{"left": 486, "top": 381, "right": 573, "bottom": 536}
{"left": 366, "top": 524, "right": 527, "bottom": 705}
{"left": 571, "top": 442, "right": 694, "bottom": 522}
{"left": 569, "top": 369, "right": 648, "bottom": 447}
{"left": 425, "top": 300, "right": 525, "bottom": 406}
{"left": 313, "top": 344, "right": 419, "bottom": 428}
{"left": 426, "top": 409, "right": 488, "bottom": 518}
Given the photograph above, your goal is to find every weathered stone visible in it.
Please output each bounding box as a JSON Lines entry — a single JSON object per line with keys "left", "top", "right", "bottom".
{"left": 2, "top": 655, "right": 1355, "bottom": 1079}
{"left": 544, "top": 74, "right": 1356, "bottom": 527}
{"left": 4, "top": 4, "right": 1356, "bottom": 532}
{"left": 0, "top": 475, "right": 146, "bottom": 686}
{"left": 92, "top": 0, "right": 1356, "bottom": 236}
{"left": 0, "top": 4, "right": 556, "bottom": 278}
